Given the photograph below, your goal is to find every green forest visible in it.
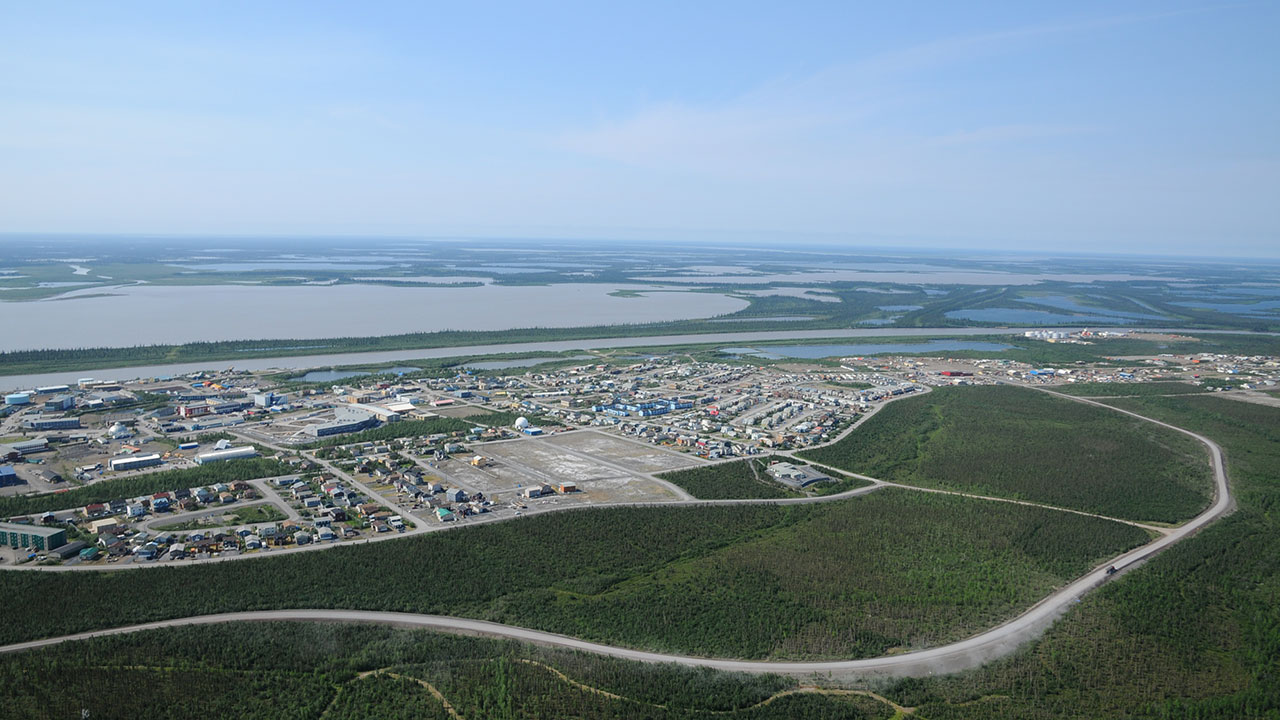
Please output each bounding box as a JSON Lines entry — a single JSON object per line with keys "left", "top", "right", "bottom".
{"left": 0, "top": 458, "right": 294, "bottom": 518}
{"left": 874, "top": 393, "right": 1280, "bottom": 719}
{"left": 1049, "top": 381, "right": 1211, "bottom": 397}
{"left": 657, "top": 457, "right": 802, "bottom": 499}
{"left": 0, "top": 622, "right": 895, "bottom": 720}
{"left": 799, "top": 385, "right": 1212, "bottom": 523}
{"left": 0, "top": 488, "right": 1147, "bottom": 659}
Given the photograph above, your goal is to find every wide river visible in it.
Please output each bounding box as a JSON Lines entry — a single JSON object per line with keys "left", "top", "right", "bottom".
{"left": 6, "top": 327, "right": 1061, "bottom": 391}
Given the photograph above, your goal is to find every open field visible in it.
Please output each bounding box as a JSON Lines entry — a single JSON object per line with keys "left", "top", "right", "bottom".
{"left": 468, "top": 436, "right": 682, "bottom": 502}
{"left": 0, "top": 489, "right": 1148, "bottom": 658}
{"left": 799, "top": 385, "right": 1213, "bottom": 523}
{"left": 0, "top": 622, "right": 899, "bottom": 720}
{"left": 544, "top": 430, "right": 703, "bottom": 474}
{"left": 877, "top": 393, "right": 1280, "bottom": 719}
{"left": 657, "top": 457, "right": 801, "bottom": 500}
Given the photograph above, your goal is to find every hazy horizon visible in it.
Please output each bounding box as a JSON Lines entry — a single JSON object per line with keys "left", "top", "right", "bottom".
{"left": 4, "top": 232, "right": 1280, "bottom": 263}
{"left": 4, "top": 2, "right": 1278, "bottom": 257}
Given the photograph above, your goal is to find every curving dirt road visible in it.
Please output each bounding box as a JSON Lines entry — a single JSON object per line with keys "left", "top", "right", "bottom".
{"left": 0, "top": 390, "right": 1233, "bottom": 680}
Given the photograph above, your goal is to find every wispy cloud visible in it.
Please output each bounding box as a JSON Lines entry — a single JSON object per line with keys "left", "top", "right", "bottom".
{"left": 555, "top": 8, "right": 1213, "bottom": 178}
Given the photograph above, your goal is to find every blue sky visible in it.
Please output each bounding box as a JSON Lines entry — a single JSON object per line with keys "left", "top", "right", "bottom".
{"left": 2, "top": 1, "right": 1277, "bottom": 256}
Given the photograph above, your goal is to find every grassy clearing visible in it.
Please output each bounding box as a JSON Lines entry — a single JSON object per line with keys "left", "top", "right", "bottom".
{"left": 0, "top": 488, "right": 1147, "bottom": 659}
{"left": 153, "top": 503, "right": 287, "bottom": 532}
{"left": 799, "top": 385, "right": 1212, "bottom": 523}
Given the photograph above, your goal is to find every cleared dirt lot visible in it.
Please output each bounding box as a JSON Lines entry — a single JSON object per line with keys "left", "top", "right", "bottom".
{"left": 543, "top": 430, "right": 703, "bottom": 473}
{"left": 456, "top": 435, "right": 681, "bottom": 503}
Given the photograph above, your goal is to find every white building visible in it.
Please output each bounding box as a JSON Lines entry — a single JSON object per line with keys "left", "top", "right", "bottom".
{"left": 194, "top": 446, "right": 259, "bottom": 465}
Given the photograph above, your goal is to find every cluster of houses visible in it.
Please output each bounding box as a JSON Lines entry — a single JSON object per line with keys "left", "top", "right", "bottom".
{"left": 389, "top": 474, "right": 496, "bottom": 521}
{"left": 78, "top": 481, "right": 259, "bottom": 524}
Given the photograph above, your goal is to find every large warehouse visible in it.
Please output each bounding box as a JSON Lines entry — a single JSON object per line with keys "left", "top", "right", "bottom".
{"left": 194, "top": 446, "right": 259, "bottom": 465}
{"left": 0, "top": 522, "right": 66, "bottom": 551}
{"left": 108, "top": 453, "right": 163, "bottom": 472}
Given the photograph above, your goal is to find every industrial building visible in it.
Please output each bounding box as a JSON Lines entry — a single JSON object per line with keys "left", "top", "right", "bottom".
{"left": 108, "top": 453, "right": 163, "bottom": 472}
{"left": 0, "top": 438, "right": 50, "bottom": 460}
{"left": 305, "top": 407, "right": 376, "bottom": 437}
{"left": 23, "top": 415, "right": 81, "bottom": 431}
{"left": 0, "top": 466, "right": 20, "bottom": 487}
{"left": 43, "top": 395, "right": 74, "bottom": 411}
{"left": 0, "top": 522, "right": 66, "bottom": 551}
{"left": 194, "top": 446, "right": 259, "bottom": 465}
{"left": 177, "top": 404, "right": 212, "bottom": 418}
{"left": 345, "top": 403, "right": 401, "bottom": 423}
{"left": 766, "top": 462, "right": 830, "bottom": 489}
{"left": 253, "top": 392, "right": 284, "bottom": 407}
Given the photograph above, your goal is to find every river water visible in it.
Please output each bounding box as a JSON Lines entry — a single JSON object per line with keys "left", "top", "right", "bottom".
{"left": 3, "top": 327, "right": 1054, "bottom": 390}
{"left": 5, "top": 325, "right": 1265, "bottom": 392}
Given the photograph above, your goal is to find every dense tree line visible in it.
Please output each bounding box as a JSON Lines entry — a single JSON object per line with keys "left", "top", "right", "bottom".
{"left": 0, "top": 489, "right": 1146, "bottom": 659}
{"left": 0, "top": 622, "right": 888, "bottom": 719}
{"left": 658, "top": 457, "right": 801, "bottom": 499}
{"left": 0, "top": 458, "right": 294, "bottom": 518}
{"left": 1050, "top": 381, "right": 1211, "bottom": 397}
{"left": 799, "top": 385, "right": 1213, "bottom": 523}
{"left": 879, "top": 394, "right": 1280, "bottom": 718}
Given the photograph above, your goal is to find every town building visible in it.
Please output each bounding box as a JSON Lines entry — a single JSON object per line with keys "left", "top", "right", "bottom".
{"left": 0, "top": 522, "right": 67, "bottom": 551}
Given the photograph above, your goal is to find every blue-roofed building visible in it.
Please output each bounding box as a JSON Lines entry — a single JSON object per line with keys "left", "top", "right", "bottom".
{"left": 0, "top": 466, "right": 20, "bottom": 487}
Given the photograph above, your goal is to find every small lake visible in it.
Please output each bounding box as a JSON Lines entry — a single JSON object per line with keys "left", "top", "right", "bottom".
{"left": 294, "top": 366, "right": 421, "bottom": 382}
{"left": 721, "top": 340, "right": 1014, "bottom": 359}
